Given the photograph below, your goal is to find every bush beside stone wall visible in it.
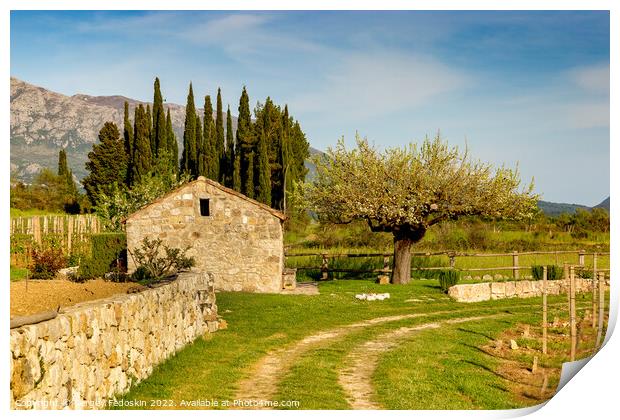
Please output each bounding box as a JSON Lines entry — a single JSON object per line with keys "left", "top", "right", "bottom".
{"left": 448, "top": 278, "right": 597, "bottom": 303}
{"left": 10, "top": 271, "right": 218, "bottom": 410}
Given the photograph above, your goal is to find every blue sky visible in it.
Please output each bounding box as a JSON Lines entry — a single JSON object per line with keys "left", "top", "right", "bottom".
{"left": 10, "top": 10, "right": 609, "bottom": 205}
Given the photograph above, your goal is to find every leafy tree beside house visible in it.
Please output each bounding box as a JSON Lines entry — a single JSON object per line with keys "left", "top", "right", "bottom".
{"left": 82, "top": 122, "right": 128, "bottom": 206}
{"left": 300, "top": 134, "right": 538, "bottom": 284}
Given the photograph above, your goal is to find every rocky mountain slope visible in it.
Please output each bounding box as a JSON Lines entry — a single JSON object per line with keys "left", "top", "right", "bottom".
{"left": 10, "top": 77, "right": 227, "bottom": 183}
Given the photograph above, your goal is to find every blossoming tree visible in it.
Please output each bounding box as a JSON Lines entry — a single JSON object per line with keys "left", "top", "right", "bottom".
{"left": 299, "top": 134, "right": 538, "bottom": 284}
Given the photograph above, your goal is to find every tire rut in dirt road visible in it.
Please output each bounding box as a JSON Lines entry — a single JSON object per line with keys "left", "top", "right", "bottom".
{"left": 233, "top": 313, "right": 434, "bottom": 408}
{"left": 338, "top": 315, "right": 504, "bottom": 409}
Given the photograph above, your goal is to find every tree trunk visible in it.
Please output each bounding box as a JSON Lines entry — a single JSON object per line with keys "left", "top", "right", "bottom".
{"left": 391, "top": 235, "right": 414, "bottom": 284}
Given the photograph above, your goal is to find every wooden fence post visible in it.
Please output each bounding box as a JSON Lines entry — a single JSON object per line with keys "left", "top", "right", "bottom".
{"left": 569, "top": 265, "right": 576, "bottom": 362}
{"left": 321, "top": 254, "right": 329, "bottom": 281}
{"left": 32, "top": 216, "right": 41, "bottom": 245}
{"left": 512, "top": 251, "right": 519, "bottom": 280}
{"left": 67, "top": 217, "right": 73, "bottom": 254}
{"left": 596, "top": 272, "right": 605, "bottom": 349}
{"left": 578, "top": 249, "right": 585, "bottom": 267}
{"left": 564, "top": 262, "right": 569, "bottom": 307}
{"left": 383, "top": 255, "right": 390, "bottom": 273}
{"left": 542, "top": 265, "right": 548, "bottom": 354}
{"left": 592, "top": 253, "right": 598, "bottom": 329}
{"left": 449, "top": 253, "right": 456, "bottom": 270}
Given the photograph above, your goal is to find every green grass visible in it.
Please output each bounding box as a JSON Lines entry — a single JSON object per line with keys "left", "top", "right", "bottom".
{"left": 117, "top": 279, "right": 604, "bottom": 410}
{"left": 10, "top": 266, "right": 29, "bottom": 282}
{"left": 10, "top": 208, "right": 67, "bottom": 217}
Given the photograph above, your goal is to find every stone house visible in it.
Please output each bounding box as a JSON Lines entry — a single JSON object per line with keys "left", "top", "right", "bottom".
{"left": 125, "top": 176, "right": 286, "bottom": 293}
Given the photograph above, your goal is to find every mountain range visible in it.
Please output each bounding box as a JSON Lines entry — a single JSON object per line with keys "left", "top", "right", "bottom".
{"left": 10, "top": 77, "right": 233, "bottom": 183}
{"left": 10, "top": 77, "right": 608, "bottom": 216}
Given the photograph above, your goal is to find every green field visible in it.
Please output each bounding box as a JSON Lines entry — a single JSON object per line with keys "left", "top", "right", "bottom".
{"left": 117, "top": 279, "right": 607, "bottom": 410}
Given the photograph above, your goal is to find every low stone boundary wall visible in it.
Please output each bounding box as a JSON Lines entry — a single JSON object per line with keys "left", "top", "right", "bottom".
{"left": 10, "top": 271, "right": 218, "bottom": 410}
{"left": 448, "top": 278, "right": 595, "bottom": 303}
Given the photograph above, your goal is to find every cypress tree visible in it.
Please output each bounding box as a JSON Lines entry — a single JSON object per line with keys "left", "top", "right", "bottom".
{"left": 245, "top": 151, "right": 255, "bottom": 199}
{"left": 146, "top": 104, "right": 153, "bottom": 164}
{"left": 195, "top": 113, "right": 203, "bottom": 179}
{"left": 181, "top": 83, "right": 197, "bottom": 177}
{"left": 123, "top": 101, "right": 134, "bottom": 182}
{"left": 256, "top": 125, "right": 271, "bottom": 205}
{"left": 58, "top": 149, "right": 69, "bottom": 178}
{"left": 225, "top": 105, "right": 234, "bottom": 187}
{"left": 236, "top": 86, "right": 253, "bottom": 196}
{"left": 215, "top": 88, "right": 225, "bottom": 182}
{"left": 82, "top": 122, "right": 128, "bottom": 205}
{"left": 131, "top": 105, "right": 152, "bottom": 184}
{"left": 281, "top": 105, "right": 293, "bottom": 211}
{"left": 233, "top": 153, "right": 241, "bottom": 192}
{"left": 166, "top": 109, "right": 178, "bottom": 176}
{"left": 57, "top": 148, "right": 76, "bottom": 194}
{"left": 202, "top": 96, "right": 216, "bottom": 179}
{"left": 152, "top": 77, "right": 167, "bottom": 159}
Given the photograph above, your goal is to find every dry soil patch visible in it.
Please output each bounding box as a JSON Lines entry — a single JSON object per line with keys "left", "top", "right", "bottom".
{"left": 10, "top": 278, "right": 144, "bottom": 317}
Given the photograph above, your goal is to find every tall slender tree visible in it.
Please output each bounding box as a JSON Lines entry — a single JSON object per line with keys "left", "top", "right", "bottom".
{"left": 181, "top": 83, "right": 197, "bottom": 177}
{"left": 236, "top": 86, "right": 253, "bottom": 196}
{"left": 202, "top": 95, "right": 217, "bottom": 179}
{"left": 146, "top": 104, "right": 153, "bottom": 164}
{"left": 255, "top": 124, "right": 271, "bottom": 205}
{"left": 166, "top": 109, "right": 178, "bottom": 176}
{"left": 245, "top": 151, "right": 255, "bottom": 199}
{"left": 58, "top": 149, "right": 69, "bottom": 178}
{"left": 215, "top": 88, "right": 225, "bottom": 182}
{"left": 233, "top": 153, "right": 241, "bottom": 192}
{"left": 152, "top": 77, "right": 167, "bottom": 159}
{"left": 131, "top": 105, "right": 152, "bottom": 184}
{"left": 195, "top": 112, "right": 203, "bottom": 178}
{"left": 123, "top": 101, "right": 134, "bottom": 182}
{"left": 225, "top": 105, "right": 235, "bottom": 187}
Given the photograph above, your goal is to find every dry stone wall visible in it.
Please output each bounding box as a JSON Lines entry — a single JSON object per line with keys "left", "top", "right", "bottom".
{"left": 448, "top": 278, "right": 595, "bottom": 303}
{"left": 10, "top": 271, "right": 218, "bottom": 410}
{"left": 126, "top": 178, "right": 285, "bottom": 293}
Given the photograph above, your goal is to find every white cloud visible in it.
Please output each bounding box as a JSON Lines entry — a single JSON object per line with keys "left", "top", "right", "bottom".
{"left": 290, "top": 52, "right": 471, "bottom": 119}
{"left": 568, "top": 63, "right": 610, "bottom": 94}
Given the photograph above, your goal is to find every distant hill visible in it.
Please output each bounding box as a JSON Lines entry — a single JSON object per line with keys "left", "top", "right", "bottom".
{"left": 537, "top": 196, "right": 610, "bottom": 217}
{"left": 594, "top": 197, "right": 610, "bottom": 211}
{"left": 304, "top": 147, "right": 324, "bottom": 180}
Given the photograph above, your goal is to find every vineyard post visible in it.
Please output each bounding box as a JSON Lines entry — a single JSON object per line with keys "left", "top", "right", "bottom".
{"left": 592, "top": 253, "right": 598, "bottom": 329}
{"left": 512, "top": 251, "right": 519, "bottom": 280}
{"left": 569, "top": 265, "right": 576, "bottom": 362}
{"left": 542, "top": 265, "right": 548, "bottom": 354}
{"left": 321, "top": 254, "right": 329, "bottom": 281}
{"left": 564, "top": 262, "right": 569, "bottom": 308}
{"left": 383, "top": 255, "right": 390, "bottom": 273}
{"left": 596, "top": 272, "right": 605, "bottom": 349}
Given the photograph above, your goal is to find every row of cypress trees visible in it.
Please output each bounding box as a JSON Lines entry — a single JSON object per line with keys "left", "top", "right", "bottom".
{"left": 84, "top": 77, "right": 309, "bottom": 211}
{"left": 179, "top": 82, "right": 309, "bottom": 210}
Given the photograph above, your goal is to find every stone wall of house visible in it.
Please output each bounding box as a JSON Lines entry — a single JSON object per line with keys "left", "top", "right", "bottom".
{"left": 10, "top": 271, "right": 218, "bottom": 410}
{"left": 448, "top": 278, "right": 596, "bottom": 303}
{"left": 126, "top": 178, "right": 285, "bottom": 293}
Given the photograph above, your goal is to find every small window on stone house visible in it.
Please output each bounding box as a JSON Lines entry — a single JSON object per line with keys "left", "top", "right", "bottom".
{"left": 199, "top": 198, "right": 210, "bottom": 216}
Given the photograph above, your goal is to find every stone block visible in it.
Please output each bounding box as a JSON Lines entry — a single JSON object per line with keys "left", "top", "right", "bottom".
{"left": 490, "top": 282, "right": 506, "bottom": 299}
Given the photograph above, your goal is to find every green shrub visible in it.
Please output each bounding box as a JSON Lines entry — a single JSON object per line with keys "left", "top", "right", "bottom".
{"left": 438, "top": 270, "right": 460, "bottom": 293}
{"left": 77, "top": 233, "right": 127, "bottom": 280}
{"left": 531, "top": 265, "right": 564, "bottom": 280}
{"left": 129, "top": 237, "right": 195, "bottom": 284}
